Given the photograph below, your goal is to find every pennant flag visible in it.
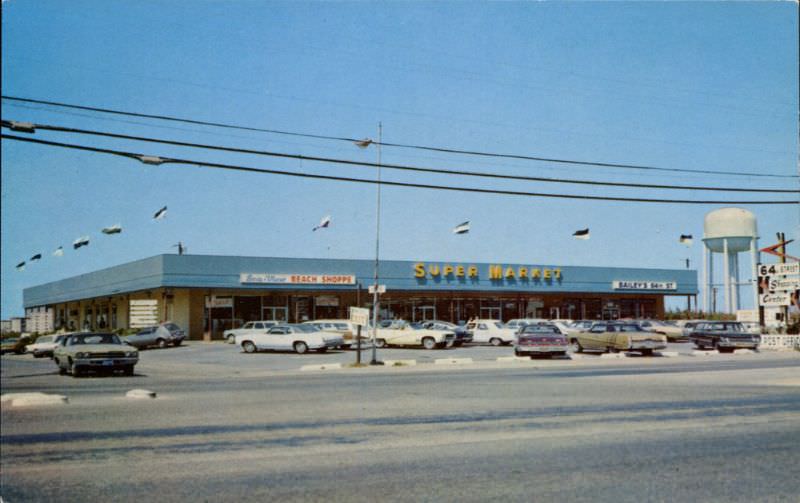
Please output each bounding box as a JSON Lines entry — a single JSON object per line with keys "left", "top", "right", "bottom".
{"left": 679, "top": 234, "right": 693, "bottom": 247}
{"left": 102, "top": 224, "right": 122, "bottom": 235}
{"left": 30, "top": 253, "right": 42, "bottom": 261}
{"left": 73, "top": 236, "right": 90, "bottom": 249}
{"left": 453, "top": 221, "right": 470, "bottom": 234}
{"left": 573, "top": 228, "right": 590, "bottom": 240}
{"left": 153, "top": 206, "right": 168, "bottom": 220}
{"left": 312, "top": 215, "right": 332, "bottom": 232}
{"left": 16, "top": 261, "right": 26, "bottom": 271}
{"left": 53, "top": 246, "right": 64, "bottom": 257}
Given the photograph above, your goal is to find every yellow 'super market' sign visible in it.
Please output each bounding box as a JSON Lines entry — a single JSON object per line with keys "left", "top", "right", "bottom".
{"left": 414, "top": 262, "right": 562, "bottom": 281}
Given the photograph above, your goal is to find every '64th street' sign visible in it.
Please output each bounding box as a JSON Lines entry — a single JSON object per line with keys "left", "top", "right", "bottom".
{"left": 758, "top": 263, "right": 799, "bottom": 277}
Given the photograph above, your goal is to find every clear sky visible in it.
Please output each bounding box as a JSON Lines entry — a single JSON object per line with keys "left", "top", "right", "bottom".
{"left": 1, "top": 1, "right": 798, "bottom": 318}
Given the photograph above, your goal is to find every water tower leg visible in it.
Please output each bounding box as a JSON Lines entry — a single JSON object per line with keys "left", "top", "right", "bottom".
{"left": 703, "top": 244, "right": 709, "bottom": 313}
{"left": 750, "top": 238, "right": 759, "bottom": 311}
{"left": 723, "top": 238, "right": 731, "bottom": 314}
{"left": 732, "top": 253, "right": 740, "bottom": 311}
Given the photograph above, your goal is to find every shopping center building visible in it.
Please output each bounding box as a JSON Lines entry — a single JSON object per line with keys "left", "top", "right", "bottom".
{"left": 23, "top": 254, "right": 698, "bottom": 340}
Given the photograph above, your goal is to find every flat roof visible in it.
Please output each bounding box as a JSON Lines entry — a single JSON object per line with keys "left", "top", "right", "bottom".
{"left": 23, "top": 254, "right": 698, "bottom": 308}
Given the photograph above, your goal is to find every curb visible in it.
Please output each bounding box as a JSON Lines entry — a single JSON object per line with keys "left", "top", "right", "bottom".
{"left": 657, "top": 351, "right": 680, "bottom": 358}
{"left": 126, "top": 389, "right": 157, "bottom": 399}
{"left": 734, "top": 349, "right": 756, "bottom": 355}
{"left": 300, "top": 363, "right": 343, "bottom": 371}
{"left": 600, "top": 353, "right": 628, "bottom": 359}
{"left": 384, "top": 359, "right": 417, "bottom": 367}
{"left": 1, "top": 392, "right": 68, "bottom": 407}
{"left": 434, "top": 357, "right": 473, "bottom": 365}
{"left": 691, "top": 350, "right": 721, "bottom": 357}
{"left": 496, "top": 356, "right": 532, "bottom": 363}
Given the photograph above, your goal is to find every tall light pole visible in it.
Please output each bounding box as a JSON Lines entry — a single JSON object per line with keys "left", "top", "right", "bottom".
{"left": 356, "top": 123, "right": 384, "bottom": 365}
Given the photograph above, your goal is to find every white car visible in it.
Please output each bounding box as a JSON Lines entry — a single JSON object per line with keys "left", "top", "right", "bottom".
{"left": 26, "top": 333, "right": 68, "bottom": 358}
{"left": 505, "top": 318, "right": 549, "bottom": 331}
{"left": 238, "top": 324, "right": 343, "bottom": 354}
{"left": 224, "top": 320, "right": 280, "bottom": 344}
{"left": 373, "top": 320, "right": 454, "bottom": 349}
{"left": 465, "top": 319, "right": 517, "bottom": 346}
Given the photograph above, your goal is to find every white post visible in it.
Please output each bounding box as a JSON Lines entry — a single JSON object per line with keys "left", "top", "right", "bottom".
{"left": 703, "top": 243, "right": 709, "bottom": 313}
{"left": 750, "top": 238, "right": 759, "bottom": 310}
{"left": 723, "top": 238, "right": 731, "bottom": 313}
{"left": 732, "top": 253, "right": 740, "bottom": 311}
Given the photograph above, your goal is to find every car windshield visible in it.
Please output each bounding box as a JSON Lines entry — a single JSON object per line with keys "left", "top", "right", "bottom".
{"left": 618, "top": 324, "right": 643, "bottom": 332}
{"left": 493, "top": 322, "right": 504, "bottom": 329}
{"left": 70, "top": 333, "right": 120, "bottom": 345}
{"left": 290, "top": 324, "right": 317, "bottom": 333}
{"left": 521, "top": 325, "right": 559, "bottom": 334}
{"left": 164, "top": 323, "right": 180, "bottom": 331}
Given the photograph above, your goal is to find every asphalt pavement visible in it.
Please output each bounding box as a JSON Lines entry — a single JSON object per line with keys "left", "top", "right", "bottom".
{"left": 2, "top": 343, "right": 799, "bottom": 502}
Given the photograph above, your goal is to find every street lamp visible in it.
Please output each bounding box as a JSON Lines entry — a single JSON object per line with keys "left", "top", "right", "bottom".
{"left": 356, "top": 123, "right": 384, "bottom": 365}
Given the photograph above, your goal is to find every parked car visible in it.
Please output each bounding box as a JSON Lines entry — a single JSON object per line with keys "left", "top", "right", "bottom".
{"left": 238, "top": 324, "right": 343, "bottom": 354}
{"left": 637, "top": 320, "right": 687, "bottom": 342}
{"left": 304, "top": 320, "right": 369, "bottom": 348}
{"left": 373, "top": 320, "right": 455, "bottom": 349}
{"left": 25, "top": 334, "right": 67, "bottom": 358}
{"left": 223, "top": 320, "right": 280, "bottom": 344}
{"left": 689, "top": 321, "right": 760, "bottom": 352}
{"left": 1, "top": 335, "right": 31, "bottom": 355}
{"left": 681, "top": 320, "right": 707, "bottom": 340}
{"left": 567, "top": 320, "right": 596, "bottom": 333}
{"left": 739, "top": 321, "right": 762, "bottom": 335}
{"left": 53, "top": 332, "right": 138, "bottom": 377}
{"left": 505, "top": 318, "right": 548, "bottom": 331}
{"left": 569, "top": 322, "right": 667, "bottom": 356}
{"left": 465, "top": 319, "right": 516, "bottom": 346}
{"left": 514, "top": 323, "right": 569, "bottom": 358}
{"left": 420, "top": 320, "right": 473, "bottom": 345}
{"left": 123, "top": 322, "right": 185, "bottom": 349}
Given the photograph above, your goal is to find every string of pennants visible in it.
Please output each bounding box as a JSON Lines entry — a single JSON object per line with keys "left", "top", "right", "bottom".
{"left": 15, "top": 206, "right": 168, "bottom": 271}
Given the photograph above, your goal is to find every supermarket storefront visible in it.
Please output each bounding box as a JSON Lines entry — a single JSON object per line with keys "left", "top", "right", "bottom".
{"left": 23, "top": 254, "right": 697, "bottom": 340}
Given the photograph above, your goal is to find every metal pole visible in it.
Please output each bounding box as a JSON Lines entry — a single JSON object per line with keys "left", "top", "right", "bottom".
{"left": 370, "top": 123, "right": 383, "bottom": 365}
{"left": 356, "top": 283, "right": 362, "bottom": 365}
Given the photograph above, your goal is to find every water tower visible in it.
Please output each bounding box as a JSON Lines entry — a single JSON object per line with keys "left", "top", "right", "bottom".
{"left": 702, "top": 208, "right": 759, "bottom": 313}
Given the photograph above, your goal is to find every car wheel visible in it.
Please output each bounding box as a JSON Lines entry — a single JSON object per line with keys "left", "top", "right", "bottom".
{"left": 226, "top": 334, "right": 235, "bottom": 344}
{"left": 489, "top": 337, "right": 502, "bottom": 346}
{"left": 719, "top": 347, "right": 734, "bottom": 354}
{"left": 294, "top": 341, "right": 308, "bottom": 354}
{"left": 570, "top": 339, "right": 583, "bottom": 353}
{"left": 317, "top": 347, "right": 328, "bottom": 353}
{"left": 70, "top": 360, "right": 82, "bottom": 377}
{"left": 173, "top": 340, "right": 182, "bottom": 347}
{"left": 123, "top": 365, "right": 134, "bottom": 376}
{"left": 422, "top": 337, "right": 437, "bottom": 350}
{"left": 640, "top": 349, "right": 653, "bottom": 356}
{"left": 375, "top": 339, "right": 387, "bottom": 348}
{"left": 156, "top": 338, "right": 167, "bottom": 349}
{"left": 242, "top": 341, "right": 257, "bottom": 354}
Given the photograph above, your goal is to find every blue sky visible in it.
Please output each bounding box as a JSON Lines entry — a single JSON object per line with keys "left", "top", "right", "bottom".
{"left": 1, "top": 1, "right": 798, "bottom": 317}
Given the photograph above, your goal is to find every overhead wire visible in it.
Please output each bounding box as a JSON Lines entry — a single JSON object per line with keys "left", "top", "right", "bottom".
{"left": 3, "top": 95, "right": 795, "bottom": 180}
{"left": 6, "top": 120, "right": 797, "bottom": 194}
{"left": 2, "top": 133, "right": 797, "bottom": 205}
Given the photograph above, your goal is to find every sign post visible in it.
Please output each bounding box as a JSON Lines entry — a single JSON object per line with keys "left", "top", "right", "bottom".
{"left": 349, "top": 307, "right": 370, "bottom": 365}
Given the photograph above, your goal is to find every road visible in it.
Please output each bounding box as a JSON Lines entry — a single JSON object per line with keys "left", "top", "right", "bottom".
{"left": 2, "top": 347, "right": 799, "bottom": 502}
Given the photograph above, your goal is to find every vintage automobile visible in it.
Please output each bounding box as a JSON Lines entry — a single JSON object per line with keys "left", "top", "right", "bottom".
{"left": 303, "top": 320, "right": 369, "bottom": 349}
{"left": 373, "top": 320, "right": 455, "bottom": 349}
{"left": 25, "top": 334, "right": 67, "bottom": 358}
{"left": 238, "top": 324, "right": 344, "bottom": 354}
{"left": 223, "top": 320, "right": 281, "bottom": 344}
{"left": 514, "top": 323, "right": 569, "bottom": 358}
{"left": 53, "top": 332, "right": 139, "bottom": 377}
{"left": 689, "top": 321, "right": 760, "bottom": 352}
{"left": 420, "top": 320, "right": 473, "bottom": 345}
{"left": 505, "top": 318, "right": 549, "bottom": 331}
{"left": 637, "top": 320, "right": 687, "bottom": 342}
{"left": 567, "top": 320, "right": 596, "bottom": 333}
{"left": 1, "top": 335, "right": 31, "bottom": 355}
{"left": 569, "top": 322, "right": 667, "bottom": 356}
{"left": 465, "top": 319, "right": 516, "bottom": 346}
{"left": 123, "top": 322, "right": 186, "bottom": 349}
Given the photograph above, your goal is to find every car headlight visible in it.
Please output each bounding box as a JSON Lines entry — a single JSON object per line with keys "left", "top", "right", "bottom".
{"left": 720, "top": 337, "right": 729, "bottom": 343}
{"left": 75, "top": 352, "right": 89, "bottom": 358}
{"left": 126, "top": 351, "right": 137, "bottom": 357}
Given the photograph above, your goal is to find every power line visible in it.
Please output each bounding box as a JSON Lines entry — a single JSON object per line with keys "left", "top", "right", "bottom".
{"left": 3, "top": 95, "right": 795, "bottom": 180}
{"left": 3, "top": 133, "right": 797, "bottom": 206}
{"left": 8, "top": 120, "right": 797, "bottom": 194}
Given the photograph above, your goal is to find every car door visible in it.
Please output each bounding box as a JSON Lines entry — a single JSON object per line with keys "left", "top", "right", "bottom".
{"left": 258, "top": 326, "right": 283, "bottom": 350}
{"left": 583, "top": 324, "right": 607, "bottom": 349}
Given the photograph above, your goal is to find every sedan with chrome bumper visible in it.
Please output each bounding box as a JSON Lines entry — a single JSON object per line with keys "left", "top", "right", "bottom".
{"left": 514, "top": 324, "right": 569, "bottom": 358}
{"left": 53, "top": 332, "right": 139, "bottom": 377}
{"left": 569, "top": 322, "right": 667, "bottom": 356}
{"left": 238, "top": 324, "right": 344, "bottom": 354}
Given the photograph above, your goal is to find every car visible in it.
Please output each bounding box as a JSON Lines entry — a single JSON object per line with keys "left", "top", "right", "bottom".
{"left": 123, "top": 322, "right": 186, "bottom": 349}
{"left": 419, "top": 320, "right": 473, "bottom": 345}
{"left": 223, "top": 320, "right": 281, "bottom": 344}
{"left": 637, "top": 320, "right": 688, "bottom": 342}
{"left": 739, "top": 321, "right": 762, "bottom": 335}
{"left": 569, "top": 322, "right": 667, "bottom": 356}
{"left": 465, "top": 319, "right": 517, "bottom": 346}
{"left": 25, "top": 334, "right": 67, "bottom": 358}
{"left": 238, "top": 323, "right": 344, "bottom": 354}
{"left": 681, "top": 320, "right": 708, "bottom": 340}
{"left": 689, "top": 321, "right": 760, "bottom": 353}
{"left": 1, "top": 336, "right": 31, "bottom": 355}
{"left": 505, "top": 318, "right": 549, "bottom": 331}
{"left": 373, "top": 320, "right": 455, "bottom": 349}
{"left": 303, "top": 320, "right": 368, "bottom": 348}
{"left": 567, "top": 320, "right": 596, "bottom": 333}
{"left": 514, "top": 323, "right": 569, "bottom": 358}
{"left": 53, "top": 332, "right": 139, "bottom": 377}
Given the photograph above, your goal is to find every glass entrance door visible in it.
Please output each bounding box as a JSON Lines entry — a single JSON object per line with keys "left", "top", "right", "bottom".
{"left": 480, "top": 307, "right": 501, "bottom": 319}
{"left": 413, "top": 305, "right": 436, "bottom": 322}
{"left": 262, "top": 306, "right": 288, "bottom": 322}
